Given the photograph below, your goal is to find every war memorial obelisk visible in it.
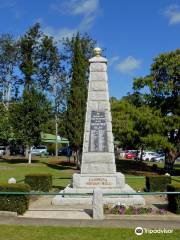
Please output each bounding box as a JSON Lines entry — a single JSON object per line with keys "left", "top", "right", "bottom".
{"left": 52, "top": 48, "right": 145, "bottom": 205}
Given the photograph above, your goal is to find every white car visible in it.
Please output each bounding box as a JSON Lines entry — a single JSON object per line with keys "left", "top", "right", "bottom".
{"left": 142, "top": 152, "right": 159, "bottom": 161}
{"left": 31, "top": 146, "right": 48, "bottom": 156}
{"left": 152, "top": 154, "right": 165, "bottom": 162}
{"left": 0, "top": 146, "right": 6, "bottom": 157}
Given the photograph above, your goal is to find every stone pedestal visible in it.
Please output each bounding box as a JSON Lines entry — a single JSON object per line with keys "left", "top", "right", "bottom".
{"left": 93, "top": 188, "right": 104, "bottom": 219}
{"left": 52, "top": 48, "right": 145, "bottom": 206}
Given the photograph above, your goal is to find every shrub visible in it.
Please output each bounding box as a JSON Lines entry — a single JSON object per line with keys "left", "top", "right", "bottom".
{"left": 146, "top": 175, "right": 171, "bottom": 192}
{"left": 0, "top": 183, "right": 30, "bottom": 215}
{"left": 25, "top": 173, "right": 52, "bottom": 192}
{"left": 47, "top": 143, "right": 62, "bottom": 156}
{"left": 167, "top": 183, "right": 180, "bottom": 214}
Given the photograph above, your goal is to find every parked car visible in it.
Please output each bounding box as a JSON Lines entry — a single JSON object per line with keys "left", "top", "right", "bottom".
{"left": 0, "top": 146, "right": 6, "bottom": 157}
{"left": 129, "top": 150, "right": 138, "bottom": 159}
{"left": 31, "top": 146, "right": 48, "bottom": 156}
{"left": 125, "top": 150, "right": 137, "bottom": 159}
{"left": 152, "top": 154, "right": 165, "bottom": 162}
{"left": 58, "top": 146, "right": 72, "bottom": 157}
{"left": 10, "top": 145, "right": 24, "bottom": 156}
{"left": 142, "top": 151, "right": 159, "bottom": 161}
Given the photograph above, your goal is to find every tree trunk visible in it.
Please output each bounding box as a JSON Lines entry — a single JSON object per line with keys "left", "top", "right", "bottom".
{"left": 164, "top": 149, "right": 180, "bottom": 174}
{"left": 75, "top": 150, "right": 79, "bottom": 169}
{"left": 74, "top": 149, "right": 82, "bottom": 170}
{"left": 73, "top": 151, "right": 76, "bottom": 162}
{"left": 28, "top": 146, "right": 32, "bottom": 164}
{"left": 140, "top": 147, "right": 144, "bottom": 161}
{"left": 55, "top": 114, "right": 58, "bottom": 157}
{"left": 5, "top": 145, "right": 10, "bottom": 156}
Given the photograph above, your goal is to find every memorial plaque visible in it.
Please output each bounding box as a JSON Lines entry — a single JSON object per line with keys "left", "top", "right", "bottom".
{"left": 89, "top": 111, "right": 108, "bottom": 152}
{"left": 80, "top": 176, "right": 117, "bottom": 188}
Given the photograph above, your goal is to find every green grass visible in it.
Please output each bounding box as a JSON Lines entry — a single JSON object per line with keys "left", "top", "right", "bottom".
{"left": 0, "top": 156, "right": 75, "bottom": 188}
{"left": 0, "top": 156, "right": 179, "bottom": 191}
{"left": 0, "top": 226, "right": 179, "bottom": 240}
{"left": 125, "top": 176, "right": 180, "bottom": 191}
{"left": 125, "top": 175, "right": 145, "bottom": 190}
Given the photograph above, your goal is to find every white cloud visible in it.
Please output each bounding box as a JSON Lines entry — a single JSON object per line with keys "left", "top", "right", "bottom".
{"left": 43, "top": 0, "right": 100, "bottom": 44}
{"left": 51, "top": 0, "right": 99, "bottom": 16}
{"left": 78, "top": 14, "right": 96, "bottom": 31}
{"left": 164, "top": 4, "right": 180, "bottom": 25}
{"left": 43, "top": 26, "right": 77, "bottom": 43}
{"left": 0, "top": 0, "right": 17, "bottom": 8}
{"left": 109, "top": 56, "right": 119, "bottom": 66}
{"left": 50, "top": 0, "right": 100, "bottom": 31}
{"left": 116, "top": 56, "right": 141, "bottom": 74}
{"left": 0, "top": 0, "right": 24, "bottom": 19}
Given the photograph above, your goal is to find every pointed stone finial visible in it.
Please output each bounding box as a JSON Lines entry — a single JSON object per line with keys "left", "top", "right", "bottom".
{"left": 94, "top": 47, "right": 102, "bottom": 57}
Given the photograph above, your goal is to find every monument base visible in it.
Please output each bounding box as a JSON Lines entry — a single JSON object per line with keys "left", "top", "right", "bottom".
{"left": 52, "top": 173, "right": 145, "bottom": 206}
{"left": 73, "top": 172, "right": 125, "bottom": 189}
{"left": 52, "top": 185, "right": 145, "bottom": 206}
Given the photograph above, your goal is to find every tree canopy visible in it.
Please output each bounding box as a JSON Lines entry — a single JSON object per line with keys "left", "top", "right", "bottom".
{"left": 64, "top": 33, "right": 95, "bottom": 153}
{"left": 111, "top": 98, "right": 170, "bottom": 151}
{"left": 133, "top": 49, "right": 180, "bottom": 170}
{"left": 9, "top": 88, "right": 51, "bottom": 163}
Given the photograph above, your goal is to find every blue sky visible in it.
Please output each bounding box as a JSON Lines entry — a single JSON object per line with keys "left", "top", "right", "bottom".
{"left": 0, "top": 0, "right": 180, "bottom": 98}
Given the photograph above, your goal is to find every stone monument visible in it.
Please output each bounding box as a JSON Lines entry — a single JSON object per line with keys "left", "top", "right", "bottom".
{"left": 52, "top": 47, "right": 145, "bottom": 205}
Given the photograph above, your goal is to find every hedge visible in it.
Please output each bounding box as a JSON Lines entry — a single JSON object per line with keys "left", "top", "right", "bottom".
{"left": 0, "top": 183, "right": 31, "bottom": 215}
{"left": 25, "top": 173, "right": 52, "bottom": 192}
{"left": 167, "top": 183, "right": 180, "bottom": 214}
{"left": 146, "top": 175, "right": 171, "bottom": 192}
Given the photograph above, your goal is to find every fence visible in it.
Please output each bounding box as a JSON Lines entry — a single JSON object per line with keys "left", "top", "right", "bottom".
{"left": 0, "top": 190, "right": 179, "bottom": 219}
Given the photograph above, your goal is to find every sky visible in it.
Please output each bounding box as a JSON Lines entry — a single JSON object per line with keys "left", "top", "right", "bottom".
{"left": 0, "top": 0, "right": 180, "bottom": 99}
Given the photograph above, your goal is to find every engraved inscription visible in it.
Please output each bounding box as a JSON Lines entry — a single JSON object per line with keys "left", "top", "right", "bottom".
{"left": 89, "top": 111, "right": 108, "bottom": 152}
{"left": 86, "top": 178, "right": 112, "bottom": 186}
{"left": 82, "top": 177, "right": 116, "bottom": 188}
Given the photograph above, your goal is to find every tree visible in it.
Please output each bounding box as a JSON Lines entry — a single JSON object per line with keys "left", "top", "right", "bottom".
{"left": 40, "top": 35, "right": 67, "bottom": 156}
{"left": 19, "top": 23, "right": 66, "bottom": 156}
{"left": 9, "top": 88, "right": 51, "bottom": 163}
{"left": 64, "top": 33, "right": 95, "bottom": 165}
{"left": 111, "top": 99, "right": 171, "bottom": 159}
{"left": 0, "top": 34, "right": 18, "bottom": 104}
{"left": 19, "top": 23, "right": 64, "bottom": 91}
{"left": 133, "top": 49, "right": 180, "bottom": 171}
{"left": 122, "top": 92, "right": 144, "bottom": 107}
{"left": 0, "top": 103, "right": 11, "bottom": 145}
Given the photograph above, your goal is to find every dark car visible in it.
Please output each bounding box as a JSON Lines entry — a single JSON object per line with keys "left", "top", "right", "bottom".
{"left": 58, "top": 147, "right": 72, "bottom": 157}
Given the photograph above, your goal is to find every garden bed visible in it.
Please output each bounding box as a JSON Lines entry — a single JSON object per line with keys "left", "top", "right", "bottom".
{"left": 104, "top": 204, "right": 167, "bottom": 215}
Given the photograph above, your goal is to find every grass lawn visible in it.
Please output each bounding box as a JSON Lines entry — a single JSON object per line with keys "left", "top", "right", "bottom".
{"left": 125, "top": 175, "right": 145, "bottom": 190}
{"left": 0, "top": 225, "right": 179, "bottom": 240}
{"left": 0, "top": 156, "right": 75, "bottom": 188}
{"left": 0, "top": 156, "right": 179, "bottom": 190}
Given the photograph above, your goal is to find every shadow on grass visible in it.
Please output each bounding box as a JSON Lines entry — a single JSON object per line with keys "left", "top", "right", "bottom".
{"left": 171, "top": 168, "right": 180, "bottom": 176}
{"left": 52, "top": 186, "right": 65, "bottom": 191}
{"left": 116, "top": 159, "right": 180, "bottom": 176}
{"left": 116, "top": 159, "right": 153, "bottom": 175}
{"left": 0, "top": 157, "right": 39, "bottom": 164}
{"left": 43, "top": 160, "right": 77, "bottom": 171}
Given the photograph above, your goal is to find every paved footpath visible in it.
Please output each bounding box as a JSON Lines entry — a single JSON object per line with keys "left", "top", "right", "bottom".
{"left": 0, "top": 195, "right": 179, "bottom": 229}
{"left": 0, "top": 215, "right": 180, "bottom": 229}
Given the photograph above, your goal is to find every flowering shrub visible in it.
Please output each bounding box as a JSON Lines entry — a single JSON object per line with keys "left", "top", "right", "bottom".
{"left": 104, "top": 204, "right": 167, "bottom": 215}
